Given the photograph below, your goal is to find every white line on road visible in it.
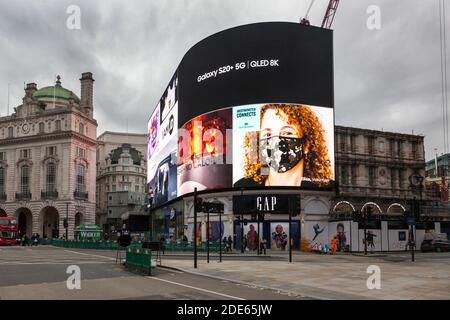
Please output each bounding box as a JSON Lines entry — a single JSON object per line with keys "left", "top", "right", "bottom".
{"left": 0, "top": 261, "right": 110, "bottom": 265}
{"left": 63, "top": 249, "right": 116, "bottom": 261}
{"left": 146, "top": 276, "right": 245, "bottom": 300}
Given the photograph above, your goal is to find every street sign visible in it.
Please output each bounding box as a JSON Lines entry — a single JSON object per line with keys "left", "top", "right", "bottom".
{"left": 406, "top": 217, "right": 416, "bottom": 226}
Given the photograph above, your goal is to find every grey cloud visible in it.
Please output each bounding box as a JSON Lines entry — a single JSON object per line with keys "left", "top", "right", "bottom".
{"left": 0, "top": 0, "right": 448, "bottom": 160}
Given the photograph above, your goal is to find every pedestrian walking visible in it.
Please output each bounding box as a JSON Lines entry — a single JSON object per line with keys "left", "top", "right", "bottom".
{"left": 223, "top": 237, "right": 228, "bottom": 252}
{"left": 227, "top": 235, "right": 233, "bottom": 252}
{"left": 331, "top": 236, "right": 338, "bottom": 254}
{"left": 259, "top": 239, "right": 267, "bottom": 255}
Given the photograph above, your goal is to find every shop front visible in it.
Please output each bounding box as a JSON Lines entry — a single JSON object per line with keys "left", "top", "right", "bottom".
{"left": 232, "top": 194, "right": 301, "bottom": 251}
{"left": 151, "top": 200, "right": 184, "bottom": 242}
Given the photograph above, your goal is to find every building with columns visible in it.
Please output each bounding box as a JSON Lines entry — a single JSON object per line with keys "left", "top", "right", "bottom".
{"left": 0, "top": 73, "right": 97, "bottom": 239}
{"left": 96, "top": 132, "right": 147, "bottom": 231}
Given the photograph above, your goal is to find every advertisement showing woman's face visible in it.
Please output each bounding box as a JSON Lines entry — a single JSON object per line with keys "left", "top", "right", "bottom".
{"left": 259, "top": 108, "right": 304, "bottom": 175}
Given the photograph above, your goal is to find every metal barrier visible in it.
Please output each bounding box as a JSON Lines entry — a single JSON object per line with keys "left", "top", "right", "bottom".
{"left": 40, "top": 239, "right": 120, "bottom": 250}
{"left": 164, "top": 242, "right": 226, "bottom": 252}
{"left": 125, "top": 247, "right": 152, "bottom": 275}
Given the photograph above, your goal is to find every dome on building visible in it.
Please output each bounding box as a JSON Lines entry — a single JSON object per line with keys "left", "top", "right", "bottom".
{"left": 32, "top": 75, "right": 80, "bottom": 103}
{"left": 109, "top": 143, "right": 142, "bottom": 165}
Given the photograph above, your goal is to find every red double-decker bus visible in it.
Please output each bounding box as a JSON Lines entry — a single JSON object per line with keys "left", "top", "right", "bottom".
{"left": 0, "top": 216, "right": 19, "bottom": 245}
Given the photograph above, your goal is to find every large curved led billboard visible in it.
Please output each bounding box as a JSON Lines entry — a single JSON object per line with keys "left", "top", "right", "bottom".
{"left": 148, "top": 22, "right": 335, "bottom": 207}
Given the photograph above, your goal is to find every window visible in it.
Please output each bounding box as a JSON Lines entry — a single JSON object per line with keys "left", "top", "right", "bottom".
{"left": 368, "top": 167, "right": 376, "bottom": 187}
{"left": 0, "top": 152, "right": 5, "bottom": 161}
{"left": 46, "top": 163, "right": 56, "bottom": 192}
{"left": 350, "top": 135, "right": 356, "bottom": 153}
{"left": 76, "top": 164, "right": 85, "bottom": 193}
{"left": 46, "top": 146, "right": 57, "bottom": 156}
{"left": 20, "top": 165, "right": 30, "bottom": 194}
{"left": 397, "top": 140, "right": 403, "bottom": 157}
{"left": 55, "top": 120, "right": 61, "bottom": 131}
{"left": 391, "top": 169, "right": 396, "bottom": 189}
{"left": 0, "top": 167, "right": 5, "bottom": 195}
{"left": 112, "top": 176, "right": 116, "bottom": 182}
{"left": 79, "top": 123, "right": 84, "bottom": 134}
{"left": 39, "top": 123, "right": 44, "bottom": 134}
{"left": 76, "top": 147, "right": 86, "bottom": 158}
{"left": 389, "top": 139, "right": 395, "bottom": 157}
{"left": 341, "top": 165, "right": 348, "bottom": 185}
{"left": 411, "top": 141, "right": 417, "bottom": 160}
{"left": 112, "top": 185, "right": 116, "bottom": 191}
{"left": 20, "top": 149, "right": 31, "bottom": 159}
{"left": 339, "top": 134, "right": 346, "bottom": 152}
{"left": 8, "top": 127, "right": 13, "bottom": 138}
{"left": 367, "top": 137, "right": 375, "bottom": 155}
{"left": 399, "top": 169, "right": 405, "bottom": 188}
{"left": 135, "top": 177, "right": 139, "bottom": 184}
{"left": 351, "top": 165, "right": 358, "bottom": 185}
{"left": 135, "top": 185, "right": 140, "bottom": 192}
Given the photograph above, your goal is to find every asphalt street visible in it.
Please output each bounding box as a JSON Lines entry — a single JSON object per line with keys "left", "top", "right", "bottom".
{"left": 0, "top": 246, "right": 307, "bottom": 300}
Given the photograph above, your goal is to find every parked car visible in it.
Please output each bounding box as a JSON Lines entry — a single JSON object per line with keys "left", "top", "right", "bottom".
{"left": 421, "top": 239, "right": 450, "bottom": 252}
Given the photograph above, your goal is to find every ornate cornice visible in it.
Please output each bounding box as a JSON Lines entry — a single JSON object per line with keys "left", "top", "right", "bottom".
{"left": 0, "top": 131, "right": 97, "bottom": 147}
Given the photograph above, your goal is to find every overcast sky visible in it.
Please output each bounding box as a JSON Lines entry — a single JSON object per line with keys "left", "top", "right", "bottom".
{"left": 0, "top": 0, "right": 448, "bottom": 161}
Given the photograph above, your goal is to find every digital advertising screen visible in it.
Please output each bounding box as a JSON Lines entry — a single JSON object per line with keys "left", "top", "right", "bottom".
{"left": 148, "top": 22, "right": 335, "bottom": 207}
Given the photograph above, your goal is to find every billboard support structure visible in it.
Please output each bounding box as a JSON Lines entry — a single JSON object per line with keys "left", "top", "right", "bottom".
{"left": 194, "top": 187, "right": 198, "bottom": 268}
{"left": 288, "top": 198, "right": 292, "bottom": 263}
{"left": 207, "top": 207, "right": 210, "bottom": 263}
{"left": 219, "top": 207, "right": 222, "bottom": 263}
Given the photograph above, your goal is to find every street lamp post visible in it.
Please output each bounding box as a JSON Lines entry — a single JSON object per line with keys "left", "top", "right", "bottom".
{"left": 65, "top": 202, "right": 69, "bottom": 240}
{"left": 219, "top": 206, "right": 222, "bottom": 263}
{"left": 194, "top": 187, "right": 198, "bottom": 269}
{"left": 207, "top": 205, "right": 210, "bottom": 264}
{"left": 147, "top": 188, "right": 154, "bottom": 240}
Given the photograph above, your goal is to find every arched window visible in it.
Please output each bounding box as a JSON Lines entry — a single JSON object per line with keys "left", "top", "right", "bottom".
{"left": 21, "top": 165, "right": 30, "bottom": 194}
{"left": 79, "top": 123, "right": 84, "bottom": 135}
{"left": 76, "top": 164, "right": 85, "bottom": 193}
{"left": 46, "top": 163, "right": 56, "bottom": 192}
{"left": 8, "top": 127, "right": 13, "bottom": 138}
{"left": 39, "top": 122, "right": 45, "bottom": 134}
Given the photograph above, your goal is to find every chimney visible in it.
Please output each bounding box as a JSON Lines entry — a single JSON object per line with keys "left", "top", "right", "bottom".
{"left": 25, "top": 83, "right": 37, "bottom": 98}
{"left": 80, "top": 72, "right": 94, "bottom": 117}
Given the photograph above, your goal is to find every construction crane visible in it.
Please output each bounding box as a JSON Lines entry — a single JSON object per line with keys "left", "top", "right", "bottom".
{"left": 300, "top": 0, "right": 340, "bottom": 29}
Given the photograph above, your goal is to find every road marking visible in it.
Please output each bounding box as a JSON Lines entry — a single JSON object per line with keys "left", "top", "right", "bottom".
{"left": 63, "top": 250, "right": 115, "bottom": 261}
{"left": 146, "top": 276, "right": 245, "bottom": 300}
{"left": 0, "top": 261, "right": 110, "bottom": 265}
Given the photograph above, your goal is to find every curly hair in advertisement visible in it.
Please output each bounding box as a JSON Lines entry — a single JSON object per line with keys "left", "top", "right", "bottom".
{"left": 242, "top": 104, "right": 333, "bottom": 185}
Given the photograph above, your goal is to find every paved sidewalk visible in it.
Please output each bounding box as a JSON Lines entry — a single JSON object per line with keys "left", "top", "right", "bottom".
{"left": 161, "top": 253, "right": 450, "bottom": 300}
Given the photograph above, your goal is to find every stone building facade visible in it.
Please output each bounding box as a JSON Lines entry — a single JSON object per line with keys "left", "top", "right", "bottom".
{"left": 0, "top": 73, "right": 97, "bottom": 239}
{"left": 333, "top": 125, "right": 426, "bottom": 212}
{"left": 96, "top": 132, "right": 147, "bottom": 230}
